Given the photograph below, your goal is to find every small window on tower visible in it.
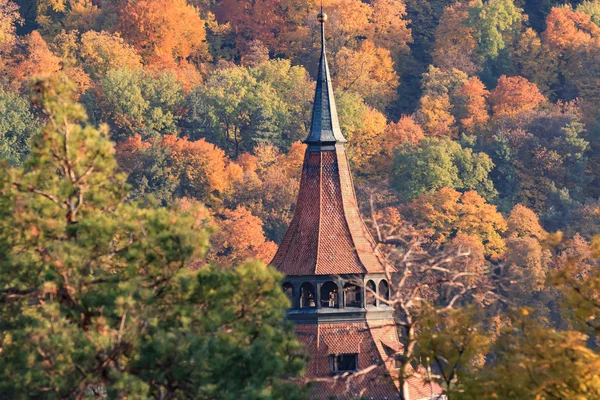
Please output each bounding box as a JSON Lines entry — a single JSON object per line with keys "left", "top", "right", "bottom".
{"left": 329, "top": 353, "right": 358, "bottom": 374}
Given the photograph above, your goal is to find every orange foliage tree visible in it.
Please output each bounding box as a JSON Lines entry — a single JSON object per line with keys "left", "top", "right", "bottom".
{"left": 118, "top": 0, "right": 208, "bottom": 79}
{"left": 542, "top": 6, "right": 600, "bottom": 50}
{"left": 502, "top": 203, "right": 550, "bottom": 299}
{"left": 382, "top": 115, "right": 424, "bottom": 155}
{"left": 417, "top": 93, "right": 456, "bottom": 137}
{"left": 229, "top": 142, "right": 304, "bottom": 242}
{"left": 449, "top": 232, "right": 487, "bottom": 285}
{"left": 161, "top": 135, "right": 242, "bottom": 199}
{"left": 454, "top": 76, "right": 490, "bottom": 135}
{"left": 375, "top": 115, "right": 424, "bottom": 172}
{"left": 541, "top": 6, "right": 600, "bottom": 112}
{"left": 488, "top": 75, "right": 546, "bottom": 119}
{"left": 210, "top": 206, "right": 278, "bottom": 265}
{"left": 214, "top": 0, "right": 309, "bottom": 55}
{"left": 506, "top": 204, "right": 546, "bottom": 240}
{"left": 5, "top": 31, "right": 61, "bottom": 86}
{"left": 116, "top": 135, "right": 242, "bottom": 203}
{"left": 172, "top": 198, "right": 277, "bottom": 267}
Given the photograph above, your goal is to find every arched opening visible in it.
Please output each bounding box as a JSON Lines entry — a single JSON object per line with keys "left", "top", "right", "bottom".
{"left": 343, "top": 282, "right": 362, "bottom": 308}
{"left": 320, "top": 281, "right": 339, "bottom": 308}
{"left": 282, "top": 282, "right": 294, "bottom": 306}
{"left": 300, "top": 282, "right": 315, "bottom": 308}
{"left": 378, "top": 280, "right": 390, "bottom": 302}
{"left": 366, "top": 280, "right": 376, "bottom": 307}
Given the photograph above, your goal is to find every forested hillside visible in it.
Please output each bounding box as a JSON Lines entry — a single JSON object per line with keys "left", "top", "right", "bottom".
{"left": 4, "top": 0, "right": 600, "bottom": 398}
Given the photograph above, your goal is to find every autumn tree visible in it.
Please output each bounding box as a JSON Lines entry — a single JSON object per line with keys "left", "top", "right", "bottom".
{"left": 392, "top": 137, "right": 496, "bottom": 202}
{"left": 432, "top": 2, "right": 479, "bottom": 75}
{"left": 488, "top": 75, "right": 546, "bottom": 119}
{"left": 335, "top": 91, "right": 388, "bottom": 170}
{"left": 376, "top": 115, "right": 424, "bottom": 171}
{"left": 0, "top": 0, "right": 20, "bottom": 54}
{"left": 454, "top": 76, "right": 490, "bottom": 135}
{"left": 210, "top": 206, "right": 278, "bottom": 265}
{"left": 541, "top": 6, "right": 600, "bottom": 111}
{"left": 213, "top": 0, "right": 309, "bottom": 56}
{"left": 2, "top": 29, "right": 90, "bottom": 95}
{"left": 334, "top": 40, "right": 399, "bottom": 110}
{"left": 500, "top": 205, "right": 551, "bottom": 306}
{"left": 403, "top": 187, "right": 507, "bottom": 259}
{"left": 548, "top": 233, "right": 600, "bottom": 331}
{"left": 116, "top": 134, "right": 242, "bottom": 205}
{"left": 161, "top": 135, "right": 242, "bottom": 201}
{"left": 318, "top": 0, "right": 371, "bottom": 56}
{"left": 416, "top": 93, "right": 456, "bottom": 137}
{"left": 415, "top": 66, "right": 468, "bottom": 137}
{"left": 79, "top": 30, "right": 142, "bottom": 77}
{"left": 457, "top": 310, "right": 600, "bottom": 400}
{"left": 228, "top": 142, "right": 304, "bottom": 242}
{"left": 4, "top": 31, "right": 61, "bottom": 87}
{"left": 0, "top": 75, "right": 305, "bottom": 398}
{"left": 35, "top": 0, "right": 105, "bottom": 38}
{"left": 118, "top": 0, "right": 209, "bottom": 69}
{"left": 511, "top": 28, "right": 560, "bottom": 97}
{"left": 503, "top": 236, "right": 551, "bottom": 301}
{"left": 542, "top": 6, "right": 600, "bottom": 50}
{"left": 506, "top": 203, "right": 546, "bottom": 239}
{"left": 369, "top": 0, "right": 412, "bottom": 61}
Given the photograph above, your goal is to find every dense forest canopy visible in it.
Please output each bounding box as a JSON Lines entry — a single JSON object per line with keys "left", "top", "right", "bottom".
{"left": 3, "top": 0, "right": 600, "bottom": 398}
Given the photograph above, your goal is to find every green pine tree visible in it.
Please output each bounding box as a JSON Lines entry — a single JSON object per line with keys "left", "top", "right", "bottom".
{"left": 0, "top": 75, "right": 305, "bottom": 400}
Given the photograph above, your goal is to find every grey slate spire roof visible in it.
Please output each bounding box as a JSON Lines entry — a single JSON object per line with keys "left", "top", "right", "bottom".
{"left": 304, "top": 13, "right": 347, "bottom": 149}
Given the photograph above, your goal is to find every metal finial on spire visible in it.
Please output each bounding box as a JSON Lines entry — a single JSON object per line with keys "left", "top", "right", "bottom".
{"left": 304, "top": 8, "right": 346, "bottom": 150}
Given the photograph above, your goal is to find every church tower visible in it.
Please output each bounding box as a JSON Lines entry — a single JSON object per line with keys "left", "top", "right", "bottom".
{"left": 271, "top": 11, "right": 442, "bottom": 400}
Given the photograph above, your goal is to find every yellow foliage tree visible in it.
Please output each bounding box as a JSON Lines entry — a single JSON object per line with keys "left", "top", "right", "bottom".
{"left": 334, "top": 39, "right": 399, "bottom": 110}
{"left": 432, "top": 2, "right": 479, "bottom": 74}
{"left": 369, "top": 0, "right": 412, "bottom": 61}
{"left": 406, "top": 187, "right": 507, "bottom": 259}
{"left": 416, "top": 93, "right": 456, "bottom": 137}
{"left": 79, "top": 30, "right": 142, "bottom": 76}
{"left": 0, "top": 0, "right": 20, "bottom": 54}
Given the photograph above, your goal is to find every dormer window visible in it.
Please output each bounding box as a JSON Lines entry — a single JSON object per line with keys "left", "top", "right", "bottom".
{"left": 330, "top": 353, "right": 358, "bottom": 374}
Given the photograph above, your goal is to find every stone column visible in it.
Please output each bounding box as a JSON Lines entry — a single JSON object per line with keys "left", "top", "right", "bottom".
{"left": 316, "top": 282, "right": 322, "bottom": 309}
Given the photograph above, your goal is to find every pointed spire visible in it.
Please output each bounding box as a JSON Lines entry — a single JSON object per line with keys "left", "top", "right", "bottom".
{"left": 304, "top": 10, "right": 347, "bottom": 150}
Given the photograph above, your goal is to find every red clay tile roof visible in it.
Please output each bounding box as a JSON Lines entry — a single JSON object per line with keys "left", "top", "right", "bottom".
{"left": 271, "top": 146, "right": 390, "bottom": 276}
{"left": 296, "top": 321, "right": 443, "bottom": 400}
